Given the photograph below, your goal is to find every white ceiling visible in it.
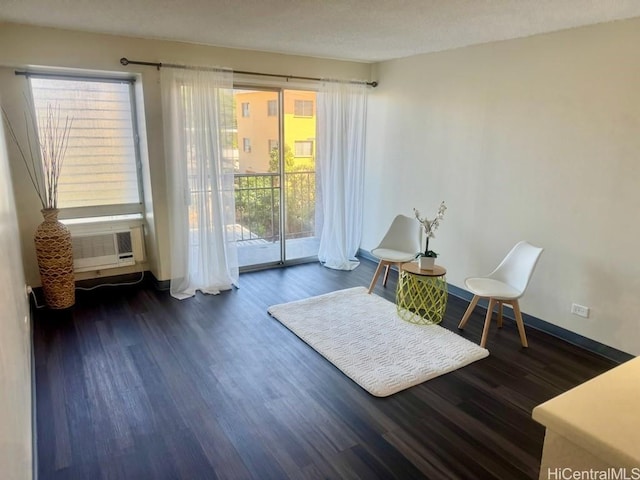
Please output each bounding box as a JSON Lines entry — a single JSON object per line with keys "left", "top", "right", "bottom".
{"left": 2, "top": 0, "right": 640, "bottom": 63}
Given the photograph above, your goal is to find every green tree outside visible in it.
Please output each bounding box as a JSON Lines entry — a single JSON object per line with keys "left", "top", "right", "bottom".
{"left": 234, "top": 144, "right": 316, "bottom": 242}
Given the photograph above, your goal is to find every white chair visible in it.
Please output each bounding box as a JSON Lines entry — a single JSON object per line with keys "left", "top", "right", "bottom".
{"left": 458, "top": 241, "right": 543, "bottom": 348}
{"left": 368, "top": 215, "right": 421, "bottom": 294}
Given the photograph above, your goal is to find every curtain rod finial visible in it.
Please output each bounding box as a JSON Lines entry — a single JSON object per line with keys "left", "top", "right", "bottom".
{"left": 120, "top": 58, "right": 129, "bottom": 66}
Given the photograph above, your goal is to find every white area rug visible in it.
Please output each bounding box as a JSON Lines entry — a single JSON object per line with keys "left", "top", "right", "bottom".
{"left": 267, "top": 286, "right": 489, "bottom": 397}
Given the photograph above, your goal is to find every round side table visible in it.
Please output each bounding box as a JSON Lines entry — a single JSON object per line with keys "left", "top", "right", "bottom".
{"left": 396, "top": 262, "right": 448, "bottom": 325}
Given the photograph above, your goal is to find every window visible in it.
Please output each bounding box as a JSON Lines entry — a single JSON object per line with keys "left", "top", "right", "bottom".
{"left": 243, "top": 137, "right": 252, "bottom": 153}
{"left": 294, "top": 100, "right": 313, "bottom": 117}
{"left": 242, "top": 102, "right": 250, "bottom": 117}
{"left": 294, "top": 140, "right": 313, "bottom": 157}
{"left": 268, "top": 139, "right": 279, "bottom": 152}
{"left": 267, "top": 100, "right": 277, "bottom": 117}
{"left": 29, "top": 75, "right": 142, "bottom": 217}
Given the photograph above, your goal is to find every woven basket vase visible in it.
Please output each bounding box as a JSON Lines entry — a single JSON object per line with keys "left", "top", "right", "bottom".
{"left": 34, "top": 208, "right": 75, "bottom": 309}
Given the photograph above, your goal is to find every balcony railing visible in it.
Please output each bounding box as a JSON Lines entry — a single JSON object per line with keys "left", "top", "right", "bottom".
{"left": 234, "top": 171, "right": 316, "bottom": 244}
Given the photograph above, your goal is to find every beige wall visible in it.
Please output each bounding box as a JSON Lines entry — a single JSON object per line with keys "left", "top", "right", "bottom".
{"left": 3, "top": 18, "right": 638, "bottom": 356}
{"left": 0, "top": 92, "right": 33, "bottom": 478}
{"left": 364, "top": 18, "right": 640, "bottom": 355}
{"left": 0, "top": 22, "right": 372, "bottom": 284}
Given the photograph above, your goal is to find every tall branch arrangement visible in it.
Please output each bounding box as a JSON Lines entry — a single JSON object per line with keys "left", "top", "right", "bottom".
{"left": 414, "top": 201, "right": 447, "bottom": 257}
{"left": 2, "top": 103, "right": 73, "bottom": 210}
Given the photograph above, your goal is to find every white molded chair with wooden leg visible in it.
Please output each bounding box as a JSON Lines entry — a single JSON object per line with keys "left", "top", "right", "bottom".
{"left": 458, "top": 241, "right": 543, "bottom": 348}
{"left": 368, "top": 214, "right": 421, "bottom": 294}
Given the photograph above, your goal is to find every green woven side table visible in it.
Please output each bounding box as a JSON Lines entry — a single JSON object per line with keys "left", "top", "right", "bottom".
{"left": 396, "top": 262, "right": 448, "bottom": 325}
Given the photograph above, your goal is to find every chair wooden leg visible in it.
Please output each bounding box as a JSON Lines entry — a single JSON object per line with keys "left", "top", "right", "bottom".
{"left": 382, "top": 263, "right": 391, "bottom": 287}
{"left": 480, "top": 298, "right": 496, "bottom": 348}
{"left": 458, "top": 295, "right": 480, "bottom": 329}
{"left": 368, "top": 261, "right": 387, "bottom": 294}
{"left": 511, "top": 300, "right": 529, "bottom": 348}
{"left": 497, "top": 301, "right": 503, "bottom": 328}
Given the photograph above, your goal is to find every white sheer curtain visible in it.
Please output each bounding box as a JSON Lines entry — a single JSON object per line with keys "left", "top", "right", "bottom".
{"left": 316, "top": 80, "right": 368, "bottom": 270}
{"left": 161, "top": 67, "right": 239, "bottom": 299}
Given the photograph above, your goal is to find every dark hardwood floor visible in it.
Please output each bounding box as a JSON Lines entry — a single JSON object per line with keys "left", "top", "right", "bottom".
{"left": 33, "top": 259, "right": 618, "bottom": 480}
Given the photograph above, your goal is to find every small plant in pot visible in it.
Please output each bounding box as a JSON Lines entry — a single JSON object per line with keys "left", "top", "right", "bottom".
{"left": 414, "top": 201, "right": 446, "bottom": 270}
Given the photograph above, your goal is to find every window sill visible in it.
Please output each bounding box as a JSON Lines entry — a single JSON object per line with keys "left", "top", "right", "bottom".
{"left": 61, "top": 213, "right": 143, "bottom": 226}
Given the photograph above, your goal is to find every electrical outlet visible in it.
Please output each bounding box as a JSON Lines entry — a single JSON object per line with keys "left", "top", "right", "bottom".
{"left": 571, "top": 303, "right": 590, "bottom": 318}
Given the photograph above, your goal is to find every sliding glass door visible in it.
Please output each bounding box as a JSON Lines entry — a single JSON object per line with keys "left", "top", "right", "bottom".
{"left": 233, "top": 87, "right": 319, "bottom": 269}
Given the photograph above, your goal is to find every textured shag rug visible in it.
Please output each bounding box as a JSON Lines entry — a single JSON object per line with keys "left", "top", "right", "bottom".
{"left": 267, "top": 286, "right": 489, "bottom": 397}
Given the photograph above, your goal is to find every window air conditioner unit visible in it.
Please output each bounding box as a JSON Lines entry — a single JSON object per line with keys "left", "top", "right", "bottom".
{"left": 70, "top": 225, "right": 145, "bottom": 273}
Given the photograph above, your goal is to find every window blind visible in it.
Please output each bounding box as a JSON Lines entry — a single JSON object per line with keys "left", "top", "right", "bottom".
{"left": 29, "top": 76, "right": 142, "bottom": 215}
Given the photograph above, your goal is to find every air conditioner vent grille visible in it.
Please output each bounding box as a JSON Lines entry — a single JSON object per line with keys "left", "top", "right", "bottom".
{"left": 116, "top": 231, "right": 133, "bottom": 254}
{"left": 72, "top": 233, "right": 117, "bottom": 260}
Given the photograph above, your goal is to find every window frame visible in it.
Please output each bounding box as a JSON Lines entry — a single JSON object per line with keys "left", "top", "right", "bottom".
{"left": 294, "top": 99, "right": 313, "bottom": 117}
{"left": 242, "top": 102, "right": 250, "bottom": 117}
{"left": 26, "top": 72, "right": 144, "bottom": 220}
{"left": 267, "top": 99, "right": 277, "bottom": 117}
{"left": 294, "top": 140, "right": 314, "bottom": 157}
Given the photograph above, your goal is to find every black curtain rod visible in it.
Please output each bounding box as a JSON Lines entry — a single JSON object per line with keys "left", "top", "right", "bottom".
{"left": 119, "top": 57, "right": 378, "bottom": 87}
